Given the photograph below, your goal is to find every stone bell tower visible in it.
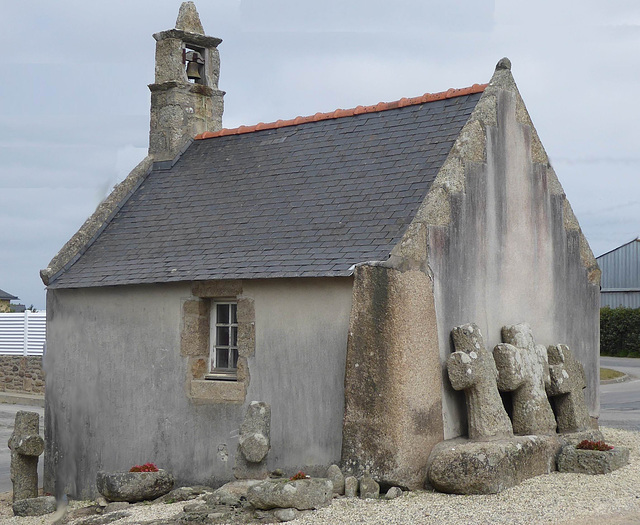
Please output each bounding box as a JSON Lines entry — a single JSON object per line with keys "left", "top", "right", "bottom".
{"left": 149, "top": 2, "right": 225, "bottom": 161}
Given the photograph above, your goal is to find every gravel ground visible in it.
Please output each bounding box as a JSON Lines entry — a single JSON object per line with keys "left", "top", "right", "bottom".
{"left": 0, "top": 427, "right": 639, "bottom": 525}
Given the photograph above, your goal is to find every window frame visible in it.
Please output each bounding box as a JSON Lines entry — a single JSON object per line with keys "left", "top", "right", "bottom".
{"left": 206, "top": 301, "right": 239, "bottom": 381}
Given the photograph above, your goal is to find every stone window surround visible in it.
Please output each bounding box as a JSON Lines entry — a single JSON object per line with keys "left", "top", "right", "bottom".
{"left": 181, "top": 280, "right": 255, "bottom": 404}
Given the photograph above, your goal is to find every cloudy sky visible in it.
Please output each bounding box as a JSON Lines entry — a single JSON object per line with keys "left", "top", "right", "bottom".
{"left": 1, "top": 0, "right": 639, "bottom": 309}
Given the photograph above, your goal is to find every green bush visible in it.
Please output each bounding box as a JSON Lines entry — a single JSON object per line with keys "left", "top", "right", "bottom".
{"left": 600, "top": 306, "right": 640, "bottom": 357}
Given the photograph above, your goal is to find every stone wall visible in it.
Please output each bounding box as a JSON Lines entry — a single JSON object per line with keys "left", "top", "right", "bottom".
{"left": 0, "top": 356, "right": 44, "bottom": 394}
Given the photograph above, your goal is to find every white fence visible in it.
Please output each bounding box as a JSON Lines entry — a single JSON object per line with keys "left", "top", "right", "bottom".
{"left": 0, "top": 312, "right": 46, "bottom": 356}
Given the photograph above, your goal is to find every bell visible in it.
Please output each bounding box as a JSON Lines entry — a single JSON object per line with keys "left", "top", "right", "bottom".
{"left": 186, "top": 61, "right": 201, "bottom": 80}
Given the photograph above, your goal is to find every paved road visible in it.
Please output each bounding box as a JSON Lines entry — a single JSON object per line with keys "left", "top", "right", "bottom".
{"left": 600, "top": 356, "right": 640, "bottom": 431}
{"left": 0, "top": 404, "right": 44, "bottom": 492}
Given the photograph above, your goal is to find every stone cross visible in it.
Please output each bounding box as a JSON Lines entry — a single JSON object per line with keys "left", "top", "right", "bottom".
{"left": 546, "top": 344, "right": 591, "bottom": 433}
{"left": 8, "top": 411, "right": 44, "bottom": 502}
{"left": 447, "top": 323, "right": 513, "bottom": 440}
{"left": 493, "top": 323, "right": 557, "bottom": 435}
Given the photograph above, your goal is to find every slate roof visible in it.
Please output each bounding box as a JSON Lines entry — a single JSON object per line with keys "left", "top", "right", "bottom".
{"left": 49, "top": 88, "right": 484, "bottom": 289}
{"left": 0, "top": 288, "right": 18, "bottom": 301}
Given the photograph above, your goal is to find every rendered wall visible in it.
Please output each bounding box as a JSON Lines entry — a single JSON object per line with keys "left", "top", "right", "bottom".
{"left": 415, "top": 62, "right": 601, "bottom": 438}
{"left": 44, "top": 277, "right": 352, "bottom": 498}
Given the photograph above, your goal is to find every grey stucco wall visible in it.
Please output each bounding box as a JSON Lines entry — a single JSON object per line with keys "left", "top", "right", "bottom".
{"left": 427, "top": 87, "right": 600, "bottom": 438}
{"left": 44, "top": 277, "right": 352, "bottom": 498}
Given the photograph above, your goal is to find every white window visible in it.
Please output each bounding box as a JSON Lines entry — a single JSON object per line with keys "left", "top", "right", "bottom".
{"left": 208, "top": 302, "right": 238, "bottom": 380}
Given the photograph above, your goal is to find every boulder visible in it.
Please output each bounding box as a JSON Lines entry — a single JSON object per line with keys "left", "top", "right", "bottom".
{"left": 428, "top": 435, "right": 560, "bottom": 494}
{"left": 12, "top": 496, "right": 56, "bottom": 517}
{"left": 96, "top": 469, "right": 175, "bottom": 502}
{"left": 359, "top": 473, "right": 379, "bottom": 499}
{"left": 205, "top": 479, "right": 262, "bottom": 506}
{"left": 344, "top": 476, "right": 358, "bottom": 498}
{"left": 326, "top": 464, "right": 344, "bottom": 495}
{"left": 385, "top": 487, "right": 402, "bottom": 499}
{"left": 247, "top": 478, "right": 333, "bottom": 510}
{"left": 557, "top": 445, "right": 629, "bottom": 474}
{"left": 274, "top": 507, "right": 300, "bottom": 522}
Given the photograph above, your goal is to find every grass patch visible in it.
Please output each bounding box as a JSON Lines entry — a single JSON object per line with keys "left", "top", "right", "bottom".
{"left": 600, "top": 368, "right": 625, "bottom": 381}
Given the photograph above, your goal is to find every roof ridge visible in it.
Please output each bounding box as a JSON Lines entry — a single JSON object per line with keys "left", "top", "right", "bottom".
{"left": 195, "top": 83, "right": 488, "bottom": 140}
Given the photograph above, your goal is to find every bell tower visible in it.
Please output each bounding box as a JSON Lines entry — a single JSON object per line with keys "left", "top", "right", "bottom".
{"left": 149, "top": 2, "right": 225, "bottom": 161}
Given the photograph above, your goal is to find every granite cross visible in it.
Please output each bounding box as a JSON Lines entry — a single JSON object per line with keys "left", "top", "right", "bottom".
{"left": 546, "top": 344, "right": 591, "bottom": 433}
{"left": 493, "top": 323, "right": 557, "bottom": 435}
{"left": 8, "top": 411, "right": 44, "bottom": 502}
{"left": 447, "top": 323, "right": 513, "bottom": 440}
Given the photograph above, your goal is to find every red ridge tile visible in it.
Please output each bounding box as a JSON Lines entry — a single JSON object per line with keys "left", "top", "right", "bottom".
{"left": 195, "top": 83, "right": 488, "bottom": 140}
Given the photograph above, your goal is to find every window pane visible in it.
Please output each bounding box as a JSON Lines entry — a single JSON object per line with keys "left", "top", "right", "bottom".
{"left": 217, "top": 326, "right": 229, "bottom": 346}
{"left": 230, "top": 304, "right": 237, "bottom": 324}
{"left": 231, "top": 349, "right": 238, "bottom": 369}
{"left": 230, "top": 326, "right": 237, "bottom": 346}
{"left": 216, "top": 348, "right": 229, "bottom": 369}
{"left": 216, "top": 303, "right": 229, "bottom": 324}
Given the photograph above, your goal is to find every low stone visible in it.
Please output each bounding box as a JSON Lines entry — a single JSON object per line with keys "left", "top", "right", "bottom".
{"left": 274, "top": 507, "right": 300, "bottom": 522}
{"left": 359, "top": 473, "right": 379, "bottom": 499}
{"left": 326, "top": 464, "right": 344, "bottom": 495}
{"left": 557, "top": 445, "right": 629, "bottom": 474}
{"left": 385, "top": 487, "right": 402, "bottom": 499}
{"left": 205, "top": 479, "right": 261, "bottom": 506}
{"left": 344, "top": 476, "right": 358, "bottom": 498}
{"left": 103, "top": 501, "right": 130, "bottom": 514}
{"left": 96, "top": 497, "right": 108, "bottom": 507}
{"left": 73, "top": 511, "right": 131, "bottom": 525}
{"left": 96, "top": 470, "right": 175, "bottom": 502}
{"left": 12, "top": 496, "right": 56, "bottom": 517}
{"left": 247, "top": 478, "right": 333, "bottom": 510}
{"left": 183, "top": 501, "right": 208, "bottom": 513}
{"left": 428, "top": 434, "right": 561, "bottom": 494}
{"left": 160, "top": 486, "right": 212, "bottom": 503}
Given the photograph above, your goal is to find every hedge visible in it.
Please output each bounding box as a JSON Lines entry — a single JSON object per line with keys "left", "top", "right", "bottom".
{"left": 600, "top": 306, "right": 640, "bottom": 357}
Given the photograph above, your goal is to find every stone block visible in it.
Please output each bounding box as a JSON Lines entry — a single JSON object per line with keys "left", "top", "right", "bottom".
{"left": 247, "top": 478, "right": 333, "bottom": 511}
{"left": 190, "top": 380, "right": 246, "bottom": 403}
{"left": 385, "top": 487, "right": 402, "bottom": 499}
{"left": 238, "top": 402, "right": 271, "bottom": 463}
{"left": 344, "top": 476, "right": 358, "bottom": 498}
{"left": 358, "top": 473, "right": 379, "bottom": 499}
{"left": 557, "top": 445, "right": 629, "bottom": 474}
{"left": 192, "top": 280, "right": 242, "bottom": 298}
{"left": 428, "top": 434, "right": 561, "bottom": 494}
{"left": 326, "top": 464, "right": 344, "bottom": 495}
{"left": 96, "top": 469, "right": 175, "bottom": 502}
{"left": 12, "top": 495, "right": 56, "bottom": 517}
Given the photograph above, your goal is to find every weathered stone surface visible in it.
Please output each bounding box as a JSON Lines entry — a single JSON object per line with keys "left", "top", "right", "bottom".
{"left": 205, "top": 479, "right": 261, "bottom": 506}
{"left": 12, "top": 496, "right": 56, "bottom": 517}
{"left": 547, "top": 344, "right": 592, "bottom": 433}
{"left": 103, "top": 501, "right": 130, "bottom": 514}
{"left": 9, "top": 411, "right": 43, "bottom": 502}
{"left": 385, "top": 486, "right": 403, "bottom": 499}
{"left": 0, "top": 356, "right": 45, "bottom": 394}
{"left": 235, "top": 401, "right": 271, "bottom": 479}
{"left": 557, "top": 445, "right": 629, "bottom": 474}
{"left": 160, "top": 485, "right": 212, "bottom": 503}
{"left": 494, "top": 323, "right": 557, "bottom": 435}
{"left": 96, "top": 470, "right": 175, "bottom": 502}
{"left": 274, "top": 507, "right": 300, "bottom": 522}
{"left": 175, "top": 1, "right": 205, "bottom": 34}
{"left": 326, "top": 464, "right": 344, "bottom": 495}
{"left": 247, "top": 478, "right": 333, "bottom": 510}
{"left": 341, "top": 265, "right": 444, "bottom": 490}
{"left": 428, "top": 434, "right": 560, "bottom": 494}
{"left": 448, "top": 324, "right": 513, "bottom": 440}
{"left": 358, "top": 473, "right": 379, "bottom": 499}
{"left": 344, "top": 476, "right": 358, "bottom": 498}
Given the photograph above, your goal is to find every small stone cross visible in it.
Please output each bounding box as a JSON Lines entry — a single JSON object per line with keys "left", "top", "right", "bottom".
{"left": 447, "top": 323, "right": 513, "bottom": 440}
{"left": 493, "top": 323, "right": 557, "bottom": 435}
{"left": 546, "top": 344, "right": 591, "bottom": 433}
{"left": 8, "top": 411, "right": 44, "bottom": 502}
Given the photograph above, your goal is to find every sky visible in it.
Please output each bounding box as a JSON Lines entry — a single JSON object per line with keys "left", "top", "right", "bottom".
{"left": 1, "top": 0, "right": 639, "bottom": 310}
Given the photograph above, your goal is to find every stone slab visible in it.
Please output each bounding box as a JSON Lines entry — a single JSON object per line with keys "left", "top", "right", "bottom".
{"left": 428, "top": 434, "right": 561, "bottom": 494}
{"left": 557, "top": 445, "right": 629, "bottom": 474}
{"left": 247, "top": 478, "right": 333, "bottom": 510}
{"left": 96, "top": 470, "right": 174, "bottom": 502}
